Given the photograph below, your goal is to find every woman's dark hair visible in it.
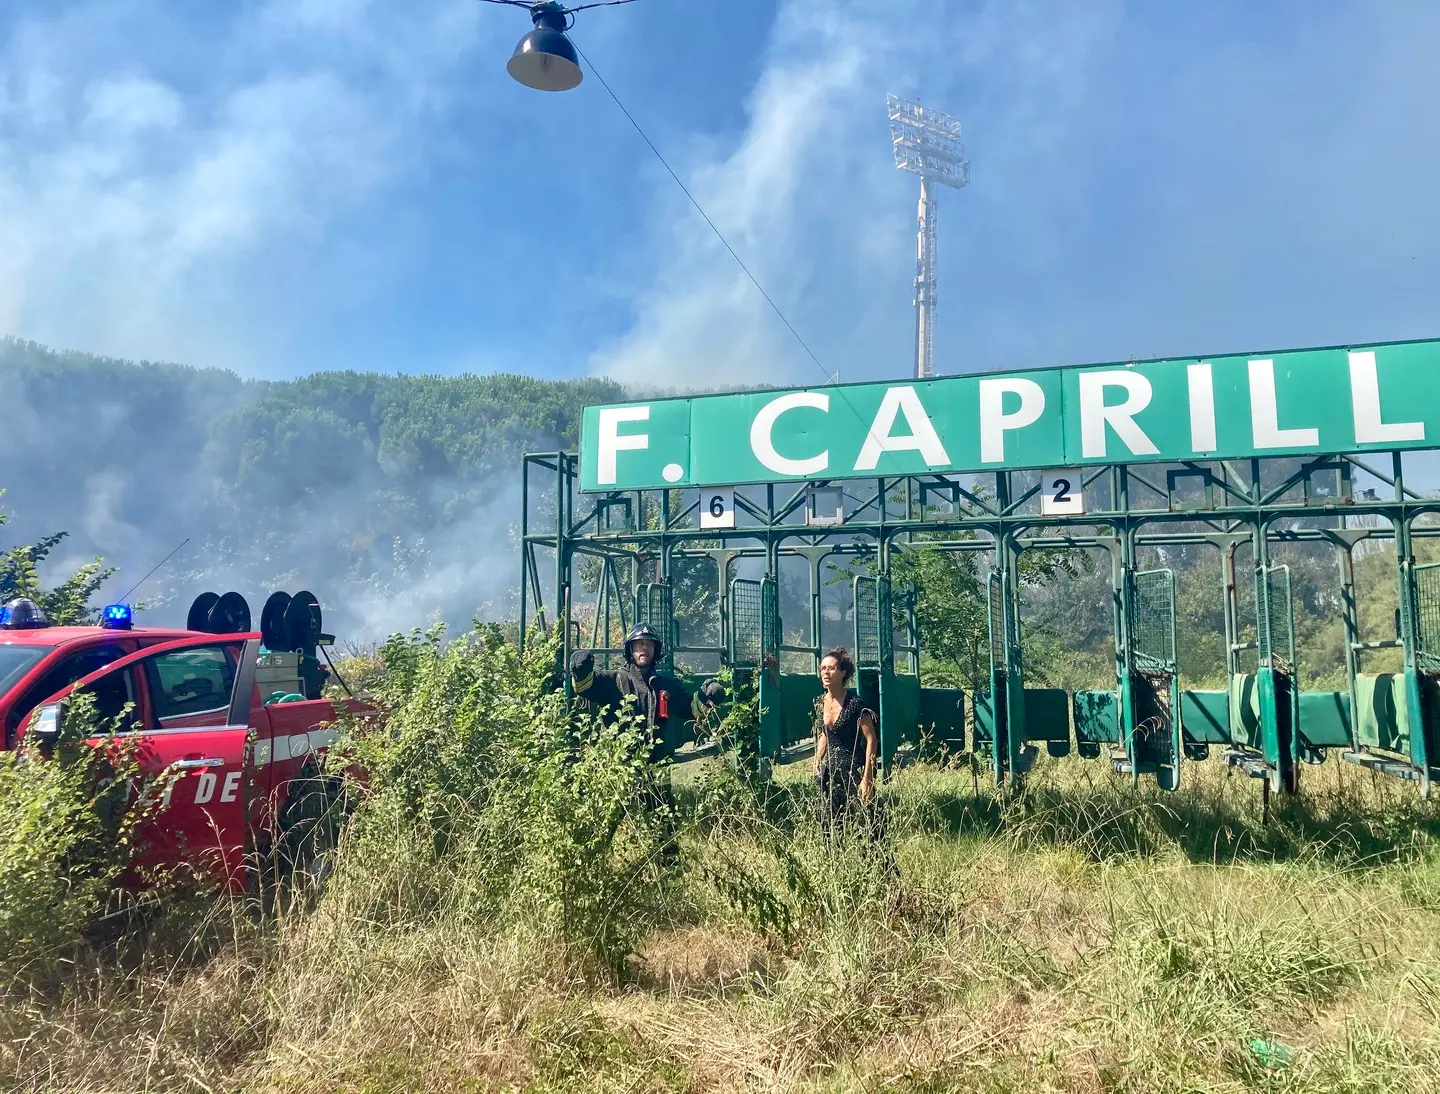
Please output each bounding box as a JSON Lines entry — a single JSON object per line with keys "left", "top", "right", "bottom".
{"left": 819, "top": 646, "right": 855, "bottom": 683}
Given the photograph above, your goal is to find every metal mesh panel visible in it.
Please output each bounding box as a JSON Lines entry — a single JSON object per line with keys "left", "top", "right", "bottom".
{"left": 987, "top": 571, "right": 1004, "bottom": 669}
{"left": 761, "top": 577, "right": 779, "bottom": 664}
{"left": 635, "top": 582, "right": 673, "bottom": 655}
{"left": 854, "top": 576, "right": 880, "bottom": 667}
{"left": 1131, "top": 569, "right": 1176, "bottom": 672}
{"left": 1256, "top": 564, "right": 1294, "bottom": 672}
{"left": 1415, "top": 563, "right": 1440, "bottom": 670}
{"left": 728, "top": 578, "right": 763, "bottom": 666}
{"left": 878, "top": 576, "right": 894, "bottom": 664}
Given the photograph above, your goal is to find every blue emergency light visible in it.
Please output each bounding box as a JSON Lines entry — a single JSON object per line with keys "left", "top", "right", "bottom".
{"left": 101, "top": 603, "right": 134, "bottom": 630}
{"left": 0, "top": 598, "right": 50, "bottom": 630}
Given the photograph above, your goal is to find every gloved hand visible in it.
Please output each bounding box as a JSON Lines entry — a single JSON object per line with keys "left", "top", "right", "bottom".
{"left": 699, "top": 678, "right": 726, "bottom": 705}
{"left": 569, "top": 649, "right": 595, "bottom": 679}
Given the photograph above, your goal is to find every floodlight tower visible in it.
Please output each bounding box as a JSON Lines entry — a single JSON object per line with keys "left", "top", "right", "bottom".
{"left": 886, "top": 94, "right": 970, "bottom": 380}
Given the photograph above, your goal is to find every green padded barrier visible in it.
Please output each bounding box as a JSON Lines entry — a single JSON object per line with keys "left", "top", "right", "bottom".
{"left": 1228, "top": 674, "right": 1262, "bottom": 748}
{"left": 1354, "top": 673, "right": 1409, "bottom": 753}
{"left": 1181, "top": 690, "right": 1230, "bottom": 744}
{"left": 1022, "top": 688, "right": 1071, "bottom": 756}
{"left": 882, "top": 671, "right": 922, "bottom": 767}
{"left": 763, "top": 672, "right": 824, "bottom": 749}
{"left": 973, "top": 691, "right": 996, "bottom": 746}
{"left": 1298, "top": 691, "right": 1351, "bottom": 748}
{"left": 1073, "top": 690, "right": 1120, "bottom": 757}
{"left": 918, "top": 687, "right": 966, "bottom": 750}
{"left": 757, "top": 670, "right": 783, "bottom": 756}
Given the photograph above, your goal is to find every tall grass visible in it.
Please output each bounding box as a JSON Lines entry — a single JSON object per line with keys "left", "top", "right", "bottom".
{"left": 3, "top": 629, "right": 1439, "bottom": 1091}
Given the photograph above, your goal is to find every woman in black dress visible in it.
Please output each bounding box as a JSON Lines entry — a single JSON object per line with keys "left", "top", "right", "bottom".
{"left": 813, "top": 647, "right": 879, "bottom": 833}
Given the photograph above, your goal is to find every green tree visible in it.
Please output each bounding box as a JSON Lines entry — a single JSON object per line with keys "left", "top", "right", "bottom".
{"left": 0, "top": 492, "right": 114, "bottom": 624}
{"left": 883, "top": 534, "right": 1086, "bottom": 690}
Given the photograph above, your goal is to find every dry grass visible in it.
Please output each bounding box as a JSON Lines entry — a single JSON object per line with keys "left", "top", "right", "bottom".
{"left": 4, "top": 757, "right": 1440, "bottom": 1093}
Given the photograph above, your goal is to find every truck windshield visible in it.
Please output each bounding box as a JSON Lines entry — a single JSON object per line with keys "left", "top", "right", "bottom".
{"left": 0, "top": 646, "right": 47, "bottom": 695}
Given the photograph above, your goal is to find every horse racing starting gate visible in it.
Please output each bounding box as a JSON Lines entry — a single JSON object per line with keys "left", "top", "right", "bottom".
{"left": 521, "top": 338, "right": 1440, "bottom": 798}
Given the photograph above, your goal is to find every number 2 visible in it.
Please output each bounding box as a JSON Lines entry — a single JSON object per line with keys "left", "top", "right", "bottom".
{"left": 1052, "top": 478, "right": 1071, "bottom": 504}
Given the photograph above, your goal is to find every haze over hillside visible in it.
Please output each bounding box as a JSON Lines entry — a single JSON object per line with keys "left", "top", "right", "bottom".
{"left": 0, "top": 336, "right": 622, "bottom": 640}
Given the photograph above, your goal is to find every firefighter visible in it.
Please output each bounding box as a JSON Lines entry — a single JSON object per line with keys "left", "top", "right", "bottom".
{"left": 568, "top": 623, "right": 724, "bottom": 862}
{"left": 568, "top": 622, "right": 724, "bottom": 759}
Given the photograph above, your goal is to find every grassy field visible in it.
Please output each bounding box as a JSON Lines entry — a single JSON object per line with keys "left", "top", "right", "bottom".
{"left": 4, "top": 754, "right": 1440, "bottom": 1093}
{"left": 4, "top": 632, "right": 1440, "bottom": 1092}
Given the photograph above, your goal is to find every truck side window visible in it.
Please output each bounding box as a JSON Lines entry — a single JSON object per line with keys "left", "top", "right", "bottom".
{"left": 5, "top": 644, "right": 128, "bottom": 737}
{"left": 145, "top": 647, "right": 237, "bottom": 723}
{"left": 73, "top": 668, "right": 139, "bottom": 731}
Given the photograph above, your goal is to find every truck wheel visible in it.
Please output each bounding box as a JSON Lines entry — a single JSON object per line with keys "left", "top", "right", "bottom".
{"left": 272, "top": 760, "right": 349, "bottom": 905}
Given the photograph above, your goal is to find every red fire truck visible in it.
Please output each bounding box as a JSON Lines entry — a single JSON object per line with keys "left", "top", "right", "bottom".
{"left": 0, "top": 591, "right": 374, "bottom": 892}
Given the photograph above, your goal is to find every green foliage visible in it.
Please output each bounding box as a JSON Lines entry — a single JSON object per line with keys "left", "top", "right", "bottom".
{"left": 337, "top": 625, "right": 676, "bottom": 978}
{"left": 0, "top": 492, "right": 115, "bottom": 624}
{"left": 887, "top": 535, "right": 1085, "bottom": 690}
{"left": 0, "top": 691, "right": 166, "bottom": 987}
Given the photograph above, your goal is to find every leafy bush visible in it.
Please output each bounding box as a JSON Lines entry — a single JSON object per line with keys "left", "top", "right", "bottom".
{"left": 334, "top": 625, "right": 676, "bottom": 978}
{"left": 0, "top": 692, "right": 170, "bottom": 987}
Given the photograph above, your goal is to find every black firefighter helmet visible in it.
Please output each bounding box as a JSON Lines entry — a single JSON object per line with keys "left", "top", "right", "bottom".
{"left": 624, "top": 622, "right": 663, "bottom": 664}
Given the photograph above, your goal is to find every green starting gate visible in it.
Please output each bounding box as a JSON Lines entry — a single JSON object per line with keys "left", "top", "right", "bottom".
{"left": 522, "top": 382, "right": 1440, "bottom": 803}
{"left": 1125, "top": 568, "right": 1182, "bottom": 790}
{"left": 976, "top": 570, "right": 1029, "bottom": 784}
{"left": 1254, "top": 564, "right": 1300, "bottom": 792}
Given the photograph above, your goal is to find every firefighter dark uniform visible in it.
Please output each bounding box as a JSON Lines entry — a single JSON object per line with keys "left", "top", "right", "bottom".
{"left": 569, "top": 623, "right": 722, "bottom": 861}
{"left": 568, "top": 623, "right": 723, "bottom": 762}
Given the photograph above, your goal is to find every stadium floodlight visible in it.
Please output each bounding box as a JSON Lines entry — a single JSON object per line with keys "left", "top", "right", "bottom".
{"left": 886, "top": 93, "right": 970, "bottom": 379}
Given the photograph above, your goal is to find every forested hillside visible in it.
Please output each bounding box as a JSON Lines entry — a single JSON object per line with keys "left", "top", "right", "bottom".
{"left": 0, "top": 336, "right": 622, "bottom": 636}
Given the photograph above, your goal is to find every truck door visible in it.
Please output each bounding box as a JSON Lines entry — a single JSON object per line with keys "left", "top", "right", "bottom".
{"left": 37, "top": 638, "right": 256, "bottom": 889}
{"left": 133, "top": 640, "right": 254, "bottom": 886}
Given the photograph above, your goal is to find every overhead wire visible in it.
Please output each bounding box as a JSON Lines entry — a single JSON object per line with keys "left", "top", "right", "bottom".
{"left": 570, "top": 40, "right": 838, "bottom": 387}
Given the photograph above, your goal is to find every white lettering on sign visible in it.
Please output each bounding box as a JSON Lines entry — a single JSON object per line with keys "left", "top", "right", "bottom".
{"left": 596, "top": 406, "right": 650, "bottom": 486}
{"left": 1349, "top": 350, "right": 1424, "bottom": 444}
{"left": 978, "top": 378, "right": 1045, "bottom": 463}
{"left": 750, "top": 392, "right": 829, "bottom": 476}
{"left": 1079, "top": 371, "right": 1159, "bottom": 458}
{"left": 1187, "top": 363, "right": 1217, "bottom": 454}
{"left": 194, "top": 770, "right": 217, "bottom": 805}
{"left": 853, "top": 386, "right": 950, "bottom": 471}
{"left": 220, "top": 771, "right": 242, "bottom": 803}
{"left": 1248, "top": 359, "right": 1319, "bottom": 448}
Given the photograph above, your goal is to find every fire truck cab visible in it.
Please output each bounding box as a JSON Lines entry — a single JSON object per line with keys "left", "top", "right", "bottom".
{"left": 1, "top": 592, "right": 372, "bottom": 891}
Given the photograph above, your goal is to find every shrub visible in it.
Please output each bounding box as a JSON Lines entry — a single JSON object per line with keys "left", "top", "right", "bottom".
{"left": 334, "top": 625, "right": 675, "bottom": 978}
{"left": 0, "top": 692, "right": 170, "bottom": 988}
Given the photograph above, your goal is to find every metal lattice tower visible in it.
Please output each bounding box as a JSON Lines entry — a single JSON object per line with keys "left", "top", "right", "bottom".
{"left": 887, "top": 94, "right": 970, "bottom": 380}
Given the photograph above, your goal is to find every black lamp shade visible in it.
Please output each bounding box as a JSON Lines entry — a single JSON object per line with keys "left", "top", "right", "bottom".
{"left": 507, "top": 26, "right": 583, "bottom": 92}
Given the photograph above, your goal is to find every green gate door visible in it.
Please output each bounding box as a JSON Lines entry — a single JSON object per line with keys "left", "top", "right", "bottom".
{"left": 1398, "top": 560, "right": 1440, "bottom": 797}
{"left": 1256, "top": 563, "right": 1300, "bottom": 793}
{"left": 1128, "top": 568, "right": 1182, "bottom": 791}
{"left": 853, "top": 574, "right": 903, "bottom": 770}
{"left": 729, "top": 576, "right": 781, "bottom": 757}
{"left": 727, "top": 578, "right": 764, "bottom": 668}
{"left": 979, "top": 570, "right": 1026, "bottom": 785}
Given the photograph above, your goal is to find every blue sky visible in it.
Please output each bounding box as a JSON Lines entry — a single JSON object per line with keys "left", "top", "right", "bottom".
{"left": 2, "top": 0, "right": 1438, "bottom": 389}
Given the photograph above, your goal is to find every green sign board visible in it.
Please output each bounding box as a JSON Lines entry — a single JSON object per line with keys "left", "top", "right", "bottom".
{"left": 579, "top": 339, "right": 1440, "bottom": 492}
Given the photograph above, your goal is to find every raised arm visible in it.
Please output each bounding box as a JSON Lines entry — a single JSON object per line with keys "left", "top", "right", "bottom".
{"left": 569, "top": 650, "right": 624, "bottom": 708}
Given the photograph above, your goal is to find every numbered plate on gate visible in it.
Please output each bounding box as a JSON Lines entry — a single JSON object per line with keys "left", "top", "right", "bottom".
{"left": 700, "top": 487, "right": 737, "bottom": 529}
{"left": 1040, "top": 470, "right": 1085, "bottom": 516}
